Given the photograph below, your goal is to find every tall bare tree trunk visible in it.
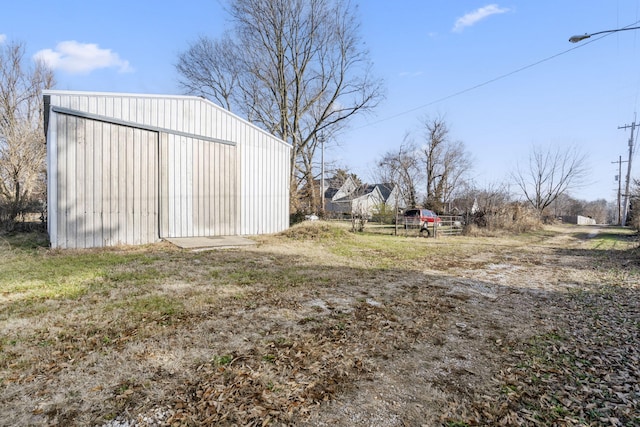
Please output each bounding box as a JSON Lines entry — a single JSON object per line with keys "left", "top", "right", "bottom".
{"left": 176, "top": 0, "right": 383, "bottom": 214}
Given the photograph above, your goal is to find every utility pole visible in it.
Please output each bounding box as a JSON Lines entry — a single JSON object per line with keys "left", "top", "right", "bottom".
{"left": 612, "top": 156, "right": 628, "bottom": 225}
{"left": 618, "top": 118, "right": 638, "bottom": 226}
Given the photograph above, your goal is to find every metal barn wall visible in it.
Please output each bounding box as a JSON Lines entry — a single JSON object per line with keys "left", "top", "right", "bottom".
{"left": 47, "top": 113, "right": 159, "bottom": 248}
{"left": 160, "top": 133, "right": 238, "bottom": 238}
{"left": 239, "top": 127, "right": 290, "bottom": 235}
{"left": 45, "top": 91, "right": 290, "bottom": 248}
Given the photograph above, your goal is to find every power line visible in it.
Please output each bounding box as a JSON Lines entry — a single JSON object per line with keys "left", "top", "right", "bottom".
{"left": 356, "top": 20, "right": 640, "bottom": 130}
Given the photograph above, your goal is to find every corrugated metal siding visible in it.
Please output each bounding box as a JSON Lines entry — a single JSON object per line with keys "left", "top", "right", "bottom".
{"left": 239, "top": 129, "right": 290, "bottom": 235}
{"left": 45, "top": 92, "right": 244, "bottom": 142}
{"left": 45, "top": 91, "right": 291, "bottom": 248}
{"left": 160, "top": 134, "right": 238, "bottom": 238}
{"left": 51, "top": 113, "right": 159, "bottom": 248}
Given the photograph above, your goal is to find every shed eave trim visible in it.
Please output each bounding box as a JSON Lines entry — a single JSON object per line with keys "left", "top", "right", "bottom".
{"left": 50, "top": 105, "right": 237, "bottom": 146}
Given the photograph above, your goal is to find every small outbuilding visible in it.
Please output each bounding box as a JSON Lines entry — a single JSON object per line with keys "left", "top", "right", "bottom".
{"left": 44, "top": 90, "right": 291, "bottom": 249}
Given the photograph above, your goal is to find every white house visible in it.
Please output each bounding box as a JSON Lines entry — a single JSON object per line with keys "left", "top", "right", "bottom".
{"left": 325, "top": 177, "right": 403, "bottom": 217}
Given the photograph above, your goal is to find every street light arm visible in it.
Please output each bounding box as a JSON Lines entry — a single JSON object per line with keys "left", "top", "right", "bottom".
{"left": 569, "top": 25, "right": 640, "bottom": 42}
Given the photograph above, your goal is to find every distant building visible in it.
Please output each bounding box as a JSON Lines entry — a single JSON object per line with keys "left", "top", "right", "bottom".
{"left": 324, "top": 177, "right": 403, "bottom": 217}
{"left": 561, "top": 215, "right": 597, "bottom": 225}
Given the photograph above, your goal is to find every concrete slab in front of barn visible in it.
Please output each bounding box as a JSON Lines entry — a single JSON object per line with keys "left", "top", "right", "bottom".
{"left": 164, "top": 236, "right": 256, "bottom": 251}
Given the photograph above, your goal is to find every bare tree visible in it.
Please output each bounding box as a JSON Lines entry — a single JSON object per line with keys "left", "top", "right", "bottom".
{"left": 453, "top": 181, "right": 512, "bottom": 215}
{"left": 583, "top": 199, "right": 608, "bottom": 224}
{"left": 375, "top": 138, "right": 422, "bottom": 209}
{"left": 512, "top": 145, "right": 588, "bottom": 215}
{"left": 419, "top": 115, "right": 472, "bottom": 212}
{"left": 0, "top": 40, "right": 55, "bottom": 227}
{"left": 176, "top": 0, "right": 384, "bottom": 212}
{"left": 546, "top": 193, "right": 607, "bottom": 224}
{"left": 176, "top": 35, "right": 239, "bottom": 111}
{"left": 550, "top": 193, "right": 575, "bottom": 218}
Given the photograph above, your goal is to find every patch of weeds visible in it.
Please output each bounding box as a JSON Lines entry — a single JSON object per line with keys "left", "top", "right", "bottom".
{"left": 500, "top": 384, "right": 518, "bottom": 395}
{"left": 212, "top": 355, "right": 233, "bottom": 366}
{"left": 325, "top": 232, "right": 446, "bottom": 269}
{"left": 0, "top": 231, "right": 49, "bottom": 251}
{"left": 328, "top": 244, "right": 355, "bottom": 258}
{"left": 299, "top": 316, "right": 320, "bottom": 325}
{"left": 588, "top": 230, "right": 637, "bottom": 250}
{"left": 586, "top": 408, "right": 602, "bottom": 420}
{"left": 114, "top": 379, "right": 138, "bottom": 403}
{"left": 102, "top": 413, "right": 117, "bottom": 421}
{"left": 523, "top": 332, "right": 565, "bottom": 360}
{"left": 271, "top": 336, "right": 292, "bottom": 347}
{"left": 0, "top": 250, "right": 156, "bottom": 317}
{"left": 552, "top": 404, "right": 568, "bottom": 417}
{"left": 445, "top": 421, "right": 470, "bottom": 427}
{"left": 229, "top": 270, "right": 263, "bottom": 285}
{"left": 123, "top": 295, "right": 183, "bottom": 321}
{"left": 277, "top": 269, "right": 309, "bottom": 288}
{"left": 521, "top": 228, "right": 557, "bottom": 241}
{"left": 106, "top": 266, "right": 163, "bottom": 286}
{"left": 262, "top": 354, "right": 276, "bottom": 363}
{"left": 279, "top": 222, "right": 351, "bottom": 241}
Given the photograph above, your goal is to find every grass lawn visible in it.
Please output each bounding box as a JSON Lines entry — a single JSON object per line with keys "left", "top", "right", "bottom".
{"left": 0, "top": 223, "right": 638, "bottom": 426}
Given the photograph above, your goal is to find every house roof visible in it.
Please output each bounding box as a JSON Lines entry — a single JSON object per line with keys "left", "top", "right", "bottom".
{"left": 376, "top": 183, "right": 394, "bottom": 200}
{"left": 324, "top": 182, "right": 396, "bottom": 202}
{"left": 324, "top": 187, "right": 339, "bottom": 199}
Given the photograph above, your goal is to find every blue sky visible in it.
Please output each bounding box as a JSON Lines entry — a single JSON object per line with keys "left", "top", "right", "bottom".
{"left": 3, "top": 1, "right": 640, "bottom": 202}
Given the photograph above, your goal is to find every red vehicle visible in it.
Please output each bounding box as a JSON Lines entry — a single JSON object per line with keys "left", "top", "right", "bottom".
{"left": 403, "top": 208, "right": 441, "bottom": 236}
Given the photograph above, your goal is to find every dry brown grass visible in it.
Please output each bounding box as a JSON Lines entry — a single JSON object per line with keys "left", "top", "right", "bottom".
{"left": 0, "top": 224, "right": 638, "bottom": 426}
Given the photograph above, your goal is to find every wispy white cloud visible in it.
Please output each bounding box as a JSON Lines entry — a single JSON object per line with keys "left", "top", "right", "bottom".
{"left": 0, "top": 34, "right": 6, "bottom": 44}
{"left": 452, "top": 4, "right": 510, "bottom": 33}
{"left": 34, "top": 41, "right": 133, "bottom": 74}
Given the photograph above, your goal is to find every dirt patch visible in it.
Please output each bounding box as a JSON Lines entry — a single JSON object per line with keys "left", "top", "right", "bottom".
{"left": 0, "top": 224, "right": 638, "bottom": 426}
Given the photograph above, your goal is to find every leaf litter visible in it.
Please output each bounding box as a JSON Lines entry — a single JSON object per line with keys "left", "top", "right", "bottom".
{"left": 0, "top": 224, "right": 638, "bottom": 426}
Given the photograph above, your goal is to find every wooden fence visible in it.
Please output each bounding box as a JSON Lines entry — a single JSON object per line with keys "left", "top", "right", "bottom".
{"left": 403, "top": 215, "right": 464, "bottom": 237}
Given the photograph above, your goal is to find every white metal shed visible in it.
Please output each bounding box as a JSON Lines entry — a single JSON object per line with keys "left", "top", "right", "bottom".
{"left": 44, "top": 90, "right": 291, "bottom": 249}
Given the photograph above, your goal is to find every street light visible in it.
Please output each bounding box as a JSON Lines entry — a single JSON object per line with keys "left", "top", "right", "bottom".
{"left": 569, "top": 25, "right": 640, "bottom": 43}
{"left": 568, "top": 24, "right": 640, "bottom": 225}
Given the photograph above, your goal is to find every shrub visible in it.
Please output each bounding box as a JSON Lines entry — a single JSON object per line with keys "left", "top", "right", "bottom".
{"left": 464, "top": 202, "right": 541, "bottom": 235}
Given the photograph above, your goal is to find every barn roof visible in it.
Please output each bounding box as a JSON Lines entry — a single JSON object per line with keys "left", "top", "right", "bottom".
{"left": 43, "top": 90, "right": 292, "bottom": 149}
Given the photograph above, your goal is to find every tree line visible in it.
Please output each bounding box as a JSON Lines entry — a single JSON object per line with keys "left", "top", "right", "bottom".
{"left": 0, "top": 40, "right": 54, "bottom": 230}
{"left": 372, "top": 113, "right": 598, "bottom": 225}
